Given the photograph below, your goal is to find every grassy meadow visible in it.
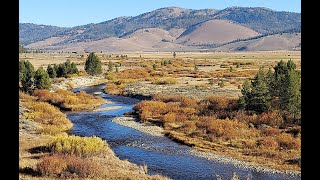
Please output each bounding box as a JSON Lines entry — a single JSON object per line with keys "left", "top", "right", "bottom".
{"left": 19, "top": 50, "right": 301, "bottom": 176}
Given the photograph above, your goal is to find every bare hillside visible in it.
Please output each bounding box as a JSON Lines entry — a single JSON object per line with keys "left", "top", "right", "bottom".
{"left": 177, "top": 20, "right": 260, "bottom": 45}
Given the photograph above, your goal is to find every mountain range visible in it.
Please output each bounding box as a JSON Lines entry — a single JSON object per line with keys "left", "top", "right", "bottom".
{"left": 19, "top": 6, "right": 301, "bottom": 52}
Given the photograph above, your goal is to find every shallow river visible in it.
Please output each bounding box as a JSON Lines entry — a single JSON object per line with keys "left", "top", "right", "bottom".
{"left": 67, "top": 84, "right": 300, "bottom": 180}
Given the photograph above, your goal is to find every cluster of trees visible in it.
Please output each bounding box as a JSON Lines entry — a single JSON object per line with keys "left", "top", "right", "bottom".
{"left": 239, "top": 60, "right": 301, "bottom": 122}
{"left": 19, "top": 60, "right": 51, "bottom": 92}
{"left": 19, "top": 53, "right": 103, "bottom": 92}
{"left": 84, "top": 53, "right": 102, "bottom": 75}
{"left": 47, "top": 60, "right": 79, "bottom": 78}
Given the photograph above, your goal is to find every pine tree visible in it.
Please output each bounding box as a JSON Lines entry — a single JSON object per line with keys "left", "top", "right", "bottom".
{"left": 65, "top": 59, "right": 72, "bottom": 74}
{"left": 34, "top": 67, "right": 51, "bottom": 90}
{"left": 53, "top": 64, "right": 59, "bottom": 76}
{"left": 47, "top": 64, "right": 57, "bottom": 78}
{"left": 70, "top": 62, "right": 79, "bottom": 74}
{"left": 246, "top": 68, "right": 271, "bottom": 113}
{"left": 57, "top": 64, "right": 67, "bottom": 77}
{"left": 20, "top": 60, "right": 35, "bottom": 92}
{"left": 283, "top": 60, "right": 301, "bottom": 120}
{"left": 85, "top": 53, "right": 102, "bottom": 75}
{"left": 238, "top": 79, "right": 252, "bottom": 110}
{"left": 19, "top": 60, "right": 26, "bottom": 88}
{"left": 273, "top": 60, "right": 288, "bottom": 109}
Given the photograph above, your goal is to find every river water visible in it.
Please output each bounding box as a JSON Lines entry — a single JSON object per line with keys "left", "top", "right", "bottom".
{"left": 67, "top": 84, "right": 300, "bottom": 180}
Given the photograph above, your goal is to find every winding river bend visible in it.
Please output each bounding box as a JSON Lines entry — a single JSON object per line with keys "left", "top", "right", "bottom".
{"left": 67, "top": 84, "right": 300, "bottom": 180}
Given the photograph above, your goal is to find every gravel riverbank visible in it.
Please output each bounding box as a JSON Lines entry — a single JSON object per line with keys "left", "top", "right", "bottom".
{"left": 112, "top": 116, "right": 164, "bottom": 137}
{"left": 52, "top": 75, "right": 104, "bottom": 90}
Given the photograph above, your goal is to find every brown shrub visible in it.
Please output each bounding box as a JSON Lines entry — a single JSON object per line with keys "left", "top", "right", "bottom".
{"left": 233, "top": 111, "right": 256, "bottom": 123}
{"left": 180, "top": 121, "right": 198, "bottom": 135}
{"left": 134, "top": 101, "right": 167, "bottom": 118}
{"left": 262, "top": 127, "right": 281, "bottom": 136}
{"left": 65, "top": 155, "right": 104, "bottom": 178}
{"left": 37, "top": 154, "right": 104, "bottom": 178}
{"left": 175, "top": 113, "right": 189, "bottom": 122}
{"left": 163, "top": 112, "right": 176, "bottom": 122}
{"left": 19, "top": 91, "right": 37, "bottom": 102}
{"left": 104, "top": 83, "right": 125, "bottom": 95}
{"left": 140, "top": 110, "right": 152, "bottom": 122}
{"left": 257, "top": 137, "right": 279, "bottom": 149}
{"left": 200, "top": 95, "right": 233, "bottom": 112}
{"left": 115, "top": 68, "right": 150, "bottom": 79}
{"left": 243, "top": 140, "right": 257, "bottom": 149}
{"left": 152, "top": 94, "right": 198, "bottom": 109}
{"left": 253, "top": 111, "right": 283, "bottom": 127}
{"left": 37, "top": 155, "right": 67, "bottom": 176}
{"left": 33, "top": 89, "right": 105, "bottom": 111}
{"left": 276, "top": 133, "right": 301, "bottom": 150}
{"left": 197, "top": 117, "right": 248, "bottom": 140}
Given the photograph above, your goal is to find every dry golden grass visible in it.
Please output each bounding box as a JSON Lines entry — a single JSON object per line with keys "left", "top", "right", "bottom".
{"left": 151, "top": 77, "right": 178, "bottom": 85}
{"left": 104, "top": 83, "right": 125, "bottom": 95}
{"left": 20, "top": 91, "right": 73, "bottom": 134}
{"left": 48, "top": 135, "right": 108, "bottom": 157}
{"left": 33, "top": 89, "right": 106, "bottom": 111}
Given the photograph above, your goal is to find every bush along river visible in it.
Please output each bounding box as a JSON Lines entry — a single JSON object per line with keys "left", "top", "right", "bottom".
{"left": 67, "top": 83, "right": 300, "bottom": 180}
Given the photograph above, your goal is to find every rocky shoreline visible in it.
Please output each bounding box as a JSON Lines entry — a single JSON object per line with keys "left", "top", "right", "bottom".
{"left": 112, "top": 116, "right": 164, "bottom": 137}
{"left": 112, "top": 116, "right": 301, "bottom": 177}
{"left": 51, "top": 75, "right": 104, "bottom": 90}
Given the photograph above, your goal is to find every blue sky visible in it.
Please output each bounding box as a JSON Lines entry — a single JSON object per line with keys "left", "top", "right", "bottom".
{"left": 19, "top": 0, "right": 301, "bottom": 27}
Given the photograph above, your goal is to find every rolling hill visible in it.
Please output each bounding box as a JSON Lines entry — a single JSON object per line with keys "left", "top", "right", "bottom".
{"left": 20, "top": 6, "right": 301, "bottom": 52}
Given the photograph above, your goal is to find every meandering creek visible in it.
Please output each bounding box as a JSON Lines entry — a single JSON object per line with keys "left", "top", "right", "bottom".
{"left": 67, "top": 84, "right": 300, "bottom": 180}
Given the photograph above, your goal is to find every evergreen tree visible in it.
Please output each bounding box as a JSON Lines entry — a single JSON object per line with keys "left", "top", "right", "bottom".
{"left": 57, "top": 64, "right": 67, "bottom": 77}
{"left": 283, "top": 61, "right": 301, "bottom": 120}
{"left": 21, "top": 60, "right": 35, "bottom": 92}
{"left": 19, "top": 60, "right": 26, "bottom": 88}
{"left": 273, "top": 60, "right": 288, "bottom": 109}
{"left": 238, "top": 80, "right": 252, "bottom": 110}
{"left": 47, "top": 64, "right": 57, "bottom": 78}
{"left": 53, "top": 64, "right": 59, "bottom": 75}
{"left": 85, "top": 53, "right": 102, "bottom": 75}
{"left": 65, "top": 59, "right": 72, "bottom": 74}
{"left": 287, "top": 59, "right": 296, "bottom": 71}
{"left": 34, "top": 67, "right": 51, "bottom": 90}
{"left": 70, "top": 62, "right": 79, "bottom": 74}
{"left": 246, "top": 68, "right": 271, "bottom": 113}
